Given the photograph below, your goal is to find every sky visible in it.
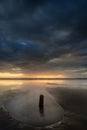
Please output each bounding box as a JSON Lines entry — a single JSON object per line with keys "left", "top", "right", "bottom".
{"left": 0, "top": 0, "right": 87, "bottom": 78}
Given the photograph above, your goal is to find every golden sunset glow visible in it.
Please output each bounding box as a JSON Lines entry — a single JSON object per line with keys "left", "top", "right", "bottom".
{"left": 0, "top": 72, "right": 23, "bottom": 78}
{"left": 30, "top": 74, "right": 66, "bottom": 78}
{"left": 0, "top": 72, "right": 66, "bottom": 78}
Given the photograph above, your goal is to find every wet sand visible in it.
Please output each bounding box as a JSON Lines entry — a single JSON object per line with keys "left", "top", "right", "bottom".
{"left": 0, "top": 87, "right": 87, "bottom": 130}
{"left": 48, "top": 87, "right": 87, "bottom": 130}
{"left": 0, "top": 80, "right": 87, "bottom": 130}
{"left": 48, "top": 87, "right": 87, "bottom": 115}
{"left": 5, "top": 90, "right": 64, "bottom": 127}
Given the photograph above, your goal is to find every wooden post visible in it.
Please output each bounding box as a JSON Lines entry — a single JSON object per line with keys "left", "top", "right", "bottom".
{"left": 39, "top": 95, "right": 44, "bottom": 115}
{"left": 39, "top": 95, "right": 44, "bottom": 108}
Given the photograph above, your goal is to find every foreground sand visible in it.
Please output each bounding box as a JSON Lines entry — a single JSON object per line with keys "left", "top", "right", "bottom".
{"left": 0, "top": 86, "right": 87, "bottom": 130}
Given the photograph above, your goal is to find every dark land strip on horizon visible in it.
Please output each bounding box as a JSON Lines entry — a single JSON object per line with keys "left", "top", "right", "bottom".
{"left": 0, "top": 78, "right": 87, "bottom": 80}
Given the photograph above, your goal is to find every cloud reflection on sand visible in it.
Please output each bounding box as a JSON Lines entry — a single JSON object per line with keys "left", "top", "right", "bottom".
{"left": 5, "top": 88, "right": 64, "bottom": 127}
{"left": 0, "top": 80, "right": 64, "bottom": 127}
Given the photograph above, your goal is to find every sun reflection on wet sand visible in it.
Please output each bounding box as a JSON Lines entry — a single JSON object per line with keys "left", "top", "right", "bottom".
{"left": 0, "top": 80, "right": 23, "bottom": 86}
{"left": 36, "top": 79, "right": 64, "bottom": 84}
{"left": 0, "top": 80, "right": 65, "bottom": 92}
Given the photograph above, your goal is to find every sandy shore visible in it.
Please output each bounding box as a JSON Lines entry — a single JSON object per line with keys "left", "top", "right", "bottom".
{"left": 0, "top": 86, "right": 87, "bottom": 130}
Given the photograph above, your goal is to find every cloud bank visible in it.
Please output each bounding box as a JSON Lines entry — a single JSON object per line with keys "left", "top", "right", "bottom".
{"left": 0, "top": 0, "right": 87, "bottom": 77}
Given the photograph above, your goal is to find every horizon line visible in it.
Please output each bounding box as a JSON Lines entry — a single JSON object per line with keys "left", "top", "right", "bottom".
{"left": 0, "top": 78, "right": 86, "bottom": 80}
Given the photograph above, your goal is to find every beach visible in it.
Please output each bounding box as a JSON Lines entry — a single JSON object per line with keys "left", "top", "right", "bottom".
{"left": 0, "top": 80, "right": 87, "bottom": 130}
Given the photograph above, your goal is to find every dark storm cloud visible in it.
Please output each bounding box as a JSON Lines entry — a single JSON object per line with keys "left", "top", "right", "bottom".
{"left": 0, "top": 0, "right": 87, "bottom": 73}
{"left": 48, "top": 57, "right": 87, "bottom": 69}
{"left": 0, "top": 37, "right": 46, "bottom": 71}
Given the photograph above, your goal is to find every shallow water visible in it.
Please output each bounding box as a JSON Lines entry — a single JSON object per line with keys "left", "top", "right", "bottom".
{"left": 0, "top": 80, "right": 64, "bottom": 127}
{"left": 0, "top": 79, "right": 87, "bottom": 128}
